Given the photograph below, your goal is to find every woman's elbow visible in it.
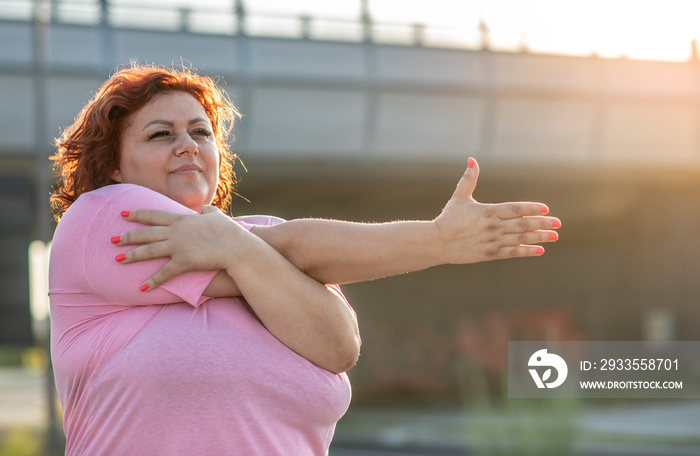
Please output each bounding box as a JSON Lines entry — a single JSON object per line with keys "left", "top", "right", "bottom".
{"left": 327, "top": 335, "right": 361, "bottom": 374}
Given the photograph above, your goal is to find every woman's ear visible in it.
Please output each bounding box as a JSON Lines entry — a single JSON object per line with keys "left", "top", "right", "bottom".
{"left": 111, "top": 169, "right": 123, "bottom": 182}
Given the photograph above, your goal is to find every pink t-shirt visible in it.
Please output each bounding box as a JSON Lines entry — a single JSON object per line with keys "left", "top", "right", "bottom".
{"left": 49, "top": 184, "right": 353, "bottom": 456}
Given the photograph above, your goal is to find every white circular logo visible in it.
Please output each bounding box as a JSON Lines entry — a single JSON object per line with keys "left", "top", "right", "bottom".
{"left": 528, "top": 349, "right": 568, "bottom": 389}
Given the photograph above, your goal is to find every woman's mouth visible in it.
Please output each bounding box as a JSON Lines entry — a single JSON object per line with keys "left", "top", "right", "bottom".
{"left": 171, "top": 164, "right": 202, "bottom": 175}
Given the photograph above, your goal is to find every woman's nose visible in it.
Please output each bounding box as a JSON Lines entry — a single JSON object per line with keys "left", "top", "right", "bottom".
{"left": 174, "top": 132, "right": 199, "bottom": 156}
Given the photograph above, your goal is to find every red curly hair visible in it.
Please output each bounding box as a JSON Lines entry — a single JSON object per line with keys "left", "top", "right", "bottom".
{"left": 51, "top": 63, "right": 241, "bottom": 220}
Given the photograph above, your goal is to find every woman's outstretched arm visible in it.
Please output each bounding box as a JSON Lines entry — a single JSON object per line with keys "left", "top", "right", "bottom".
{"left": 250, "top": 158, "right": 559, "bottom": 284}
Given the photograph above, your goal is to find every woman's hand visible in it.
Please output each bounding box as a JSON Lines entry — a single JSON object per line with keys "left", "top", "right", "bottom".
{"left": 113, "top": 206, "right": 248, "bottom": 291}
{"left": 432, "top": 157, "right": 560, "bottom": 264}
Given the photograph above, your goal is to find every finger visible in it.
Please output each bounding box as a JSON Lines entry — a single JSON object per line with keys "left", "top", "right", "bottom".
{"left": 490, "top": 201, "right": 552, "bottom": 219}
{"left": 115, "top": 241, "right": 171, "bottom": 264}
{"left": 499, "top": 216, "right": 562, "bottom": 234}
{"left": 121, "top": 209, "right": 183, "bottom": 226}
{"left": 113, "top": 226, "right": 171, "bottom": 246}
{"left": 493, "top": 244, "right": 546, "bottom": 260}
{"left": 451, "top": 157, "right": 480, "bottom": 202}
{"left": 139, "top": 260, "right": 186, "bottom": 292}
{"left": 499, "top": 230, "right": 559, "bottom": 246}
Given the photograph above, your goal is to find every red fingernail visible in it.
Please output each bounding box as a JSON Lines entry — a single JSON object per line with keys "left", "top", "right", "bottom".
{"left": 111, "top": 236, "right": 120, "bottom": 244}
{"left": 548, "top": 232, "right": 559, "bottom": 241}
{"left": 552, "top": 219, "right": 561, "bottom": 228}
{"left": 115, "top": 253, "right": 126, "bottom": 262}
{"left": 467, "top": 157, "right": 475, "bottom": 169}
{"left": 121, "top": 211, "right": 130, "bottom": 217}
{"left": 140, "top": 284, "right": 149, "bottom": 292}
{"left": 540, "top": 206, "right": 549, "bottom": 214}
{"left": 535, "top": 247, "right": 545, "bottom": 255}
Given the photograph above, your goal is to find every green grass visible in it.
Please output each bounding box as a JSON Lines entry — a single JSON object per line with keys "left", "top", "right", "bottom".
{"left": 465, "top": 398, "right": 579, "bottom": 456}
{"left": 0, "top": 427, "right": 44, "bottom": 456}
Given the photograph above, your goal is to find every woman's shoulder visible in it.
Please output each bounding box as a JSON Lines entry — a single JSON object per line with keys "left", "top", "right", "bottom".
{"left": 80, "top": 183, "right": 167, "bottom": 203}
{"left": 66, "top": 184, "right": 181, "bottom": 216}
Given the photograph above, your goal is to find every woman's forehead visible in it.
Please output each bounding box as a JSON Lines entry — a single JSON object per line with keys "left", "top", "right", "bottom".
{"left": 136, "top": 91, "right": 209, "bottom": 120}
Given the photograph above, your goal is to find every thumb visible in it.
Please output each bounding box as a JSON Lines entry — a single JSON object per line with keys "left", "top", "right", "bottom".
{"left": 452, "top": 157, "right": 479, "bottom": 201}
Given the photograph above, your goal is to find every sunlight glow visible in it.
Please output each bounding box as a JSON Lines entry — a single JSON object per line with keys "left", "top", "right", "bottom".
{"left": 7, "top": 0, "right": 699, "bottom": 62}
{"left": 111, "top": 0, "right": 700, "bottom": 61}
{"left": 28, "top": 240, "right": 50, "bottom": 322}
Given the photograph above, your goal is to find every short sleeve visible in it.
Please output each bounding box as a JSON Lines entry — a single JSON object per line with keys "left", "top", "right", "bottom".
{"left": 55, "top": 184, "right": 221, "bottom": 307}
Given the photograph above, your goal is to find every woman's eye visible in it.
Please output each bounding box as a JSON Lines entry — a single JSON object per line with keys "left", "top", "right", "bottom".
{"left": 192, "top": 128, "right": 212, "bottom": 137}
{"left": 147, "top": 130, "right": 171, "bottom": 139}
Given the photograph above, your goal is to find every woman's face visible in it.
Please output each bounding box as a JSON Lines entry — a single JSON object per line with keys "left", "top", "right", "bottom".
{"left": 112, "top": 91, "right": 219, "bottom": 212}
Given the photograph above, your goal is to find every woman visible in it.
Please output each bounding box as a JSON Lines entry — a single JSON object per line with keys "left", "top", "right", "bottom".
{"left": 49, "top": 64, "right": 560, "bottom": 455}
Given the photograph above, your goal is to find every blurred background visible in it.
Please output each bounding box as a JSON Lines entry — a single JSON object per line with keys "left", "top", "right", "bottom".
{"left": 2, "top": 0, "right": 700, "bottom": 454}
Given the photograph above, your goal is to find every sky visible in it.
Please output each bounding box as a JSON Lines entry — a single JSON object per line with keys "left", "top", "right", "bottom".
{"left": 16, "top": 0, "right": 700, "bottom": 62}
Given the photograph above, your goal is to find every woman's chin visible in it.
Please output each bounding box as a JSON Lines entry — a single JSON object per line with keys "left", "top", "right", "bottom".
{"left": 170, "top": 194, "right": 207, "bottom": 212}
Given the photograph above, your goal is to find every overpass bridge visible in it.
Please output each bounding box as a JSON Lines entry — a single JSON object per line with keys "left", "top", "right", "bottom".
{"left": 2, "top": 1, "right": 700, "bottom": 168}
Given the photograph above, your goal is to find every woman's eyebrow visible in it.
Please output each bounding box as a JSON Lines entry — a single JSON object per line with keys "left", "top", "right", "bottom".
{"left": 141, "top": 117, "right": 210, "bottom": 131}
{"left": 142, "top": 119, "right": 174, "bottom": 131}
{"left": 189, "top": 117, "right": 210, "bottom": 126}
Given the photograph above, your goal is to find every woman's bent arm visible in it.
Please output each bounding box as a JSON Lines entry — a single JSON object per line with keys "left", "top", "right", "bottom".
{"left": 222, "top": 223, "right": 360, "bottom": 374}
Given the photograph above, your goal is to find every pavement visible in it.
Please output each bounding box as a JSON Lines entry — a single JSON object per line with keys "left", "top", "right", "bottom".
{"left": 2, "top": 367, "right": 700, "bottom": 456}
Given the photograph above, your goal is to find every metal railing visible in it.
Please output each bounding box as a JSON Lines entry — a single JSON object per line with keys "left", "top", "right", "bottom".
{"left": 5, "top": 0, "right": 699, "bottom": 61}
{"left": 0, "top": 0, "right": 494, "bottom": 52}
